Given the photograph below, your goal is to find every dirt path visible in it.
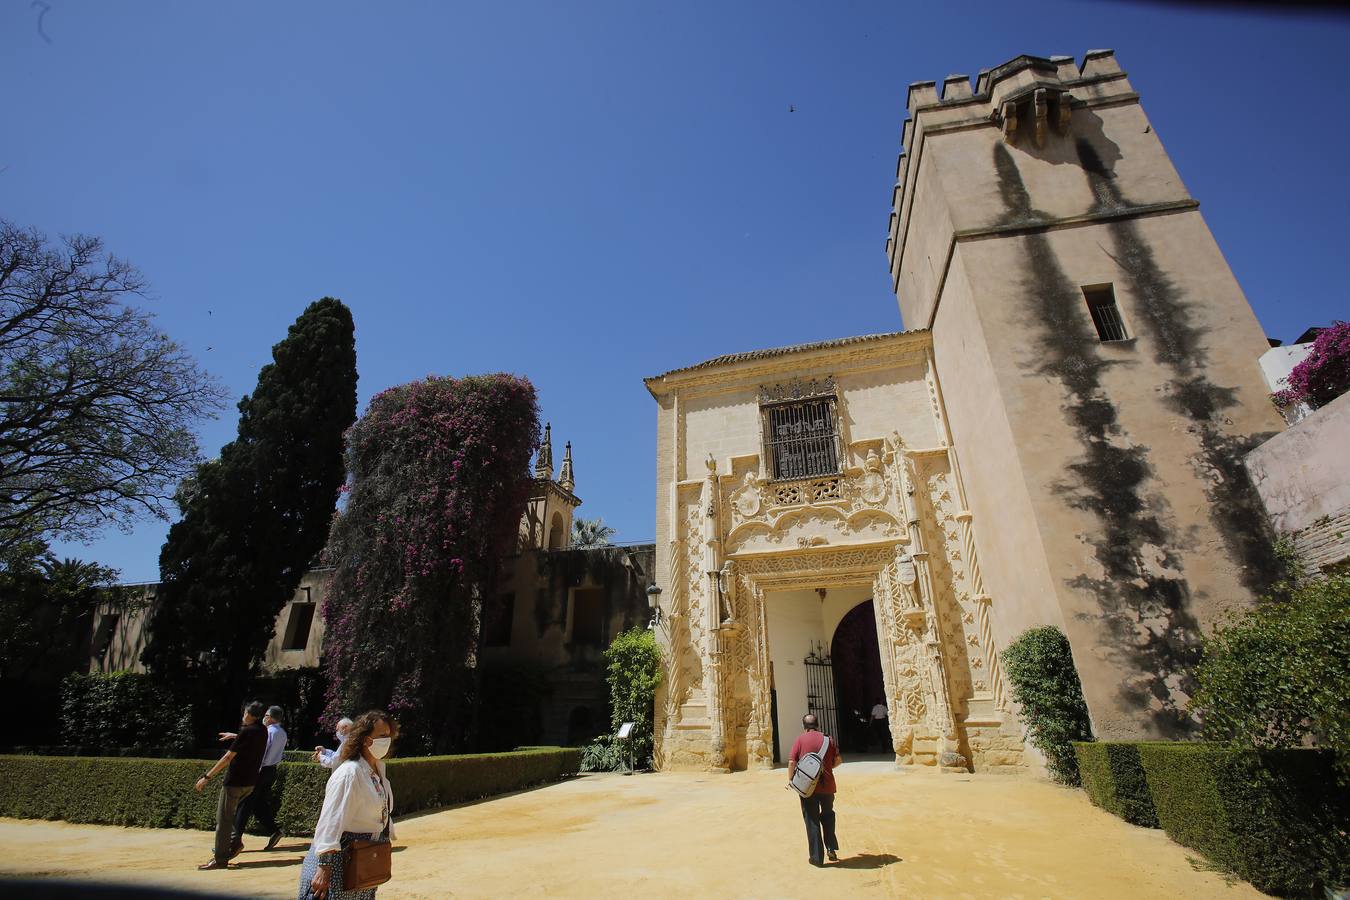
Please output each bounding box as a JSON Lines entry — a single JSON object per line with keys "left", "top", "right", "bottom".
{"left": 0, "top": 762, "right": 1256, "bottom": 899}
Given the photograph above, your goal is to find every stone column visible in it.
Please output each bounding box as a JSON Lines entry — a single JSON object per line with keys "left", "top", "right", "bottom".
{"left": 898, "top": 453, "right": 963, "bottom": 767}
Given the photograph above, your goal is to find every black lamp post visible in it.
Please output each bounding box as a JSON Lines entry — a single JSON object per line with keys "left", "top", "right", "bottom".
{"left": 646, "top": 583, "right": 663, "bottom": 631}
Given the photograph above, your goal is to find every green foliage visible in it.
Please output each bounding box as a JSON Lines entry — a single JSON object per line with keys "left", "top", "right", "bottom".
{"left": 59, "top": 672, "right": 193, "bottom": 753}
{"left": 584, "top": 627, "right": 661, "bottom": 771}
{"left": 580, "top": 734, "right": 630, "bottom": 772}
{"left": 0, "top": 544, "right": 131, "bottom": 685}
{"left": 322, "top": 374, "right": 540, "bottom": 753}
{"left": 143, "top": 299, "right": 357, "bottom": 727}
{"left": 571, "top": 517, "right": 616, "bottom": 548}
{"left": 1072, "top": 741, "right": 1158, "bottom": 827}
{"left": 389, "top": 747, "right": 581, "bottom": 813}
{"left": 0, "top": 747, "right": 581, "bottom": 834}
{"left": 1138, "top": 743, "right": 1349, "bottom": 896}
{"left": 1002, "top": 626, "right": 1093, "bottom": 785}
{"left": 0, "top": 220, "right": 225, "bottom": 553}
{"left": 1192, "top": 572, "right": 1349, "bottom": 774}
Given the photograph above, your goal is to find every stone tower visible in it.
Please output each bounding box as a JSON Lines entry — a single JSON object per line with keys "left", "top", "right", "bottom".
{"left": 521, "top": 423, "right": 581, "bottom": 551}
{"left": 886, "top": 51, "right": 1285, "bottom": 739}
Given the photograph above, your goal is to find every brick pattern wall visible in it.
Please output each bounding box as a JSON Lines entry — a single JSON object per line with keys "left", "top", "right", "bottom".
{"left": 1289, "top": 508, "right": 1350, "bottom": 574}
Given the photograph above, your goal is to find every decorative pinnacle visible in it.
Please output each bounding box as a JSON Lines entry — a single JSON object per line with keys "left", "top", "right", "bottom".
{"left": 559, "top": 441, "right": 575, "bottom": 493}
{"left": 535, "top": 422, "right": 554, "bottom": 480}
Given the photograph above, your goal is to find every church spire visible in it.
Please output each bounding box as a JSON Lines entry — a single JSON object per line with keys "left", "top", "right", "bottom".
{"left": 559, "top": 441, "right": 575, "bottom": 493}
{"left": 535, "top": 422, "right": 554, "bottom": 480}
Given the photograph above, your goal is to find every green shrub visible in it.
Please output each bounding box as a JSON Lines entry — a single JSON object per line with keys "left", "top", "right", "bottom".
{"left": 1192, "top": 572, "right": 1349, "bottom": 776}
{"left": 1138, "top": 743, "right": 1349, "bottom": 896}
{"left": 0, "top": 755, "right": 328, "bottom": 833}
{"left": 580, "top": 734, "right": 630, "bottom": 772}
{"left": 1002, "top": 626, "right": 1093, "bottom": 784}
{"left": 590, "top": 627, "right": 661, "bottom": 770}
{"left": 1072, "top": 741, "right": 1159, "bottom": 827}
{"left": 59, "top": 671, "right": 194, "bottom": 753}
{"left": 0, "top": 747, "right": 582, "bottom": 834}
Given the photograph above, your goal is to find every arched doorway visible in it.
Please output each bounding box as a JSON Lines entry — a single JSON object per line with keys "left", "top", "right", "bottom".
{"left": 830, "top": 599, "right": 887, "bottom": 753}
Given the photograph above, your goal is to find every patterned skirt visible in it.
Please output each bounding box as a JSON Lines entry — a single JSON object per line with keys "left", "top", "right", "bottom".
{"left": 296, "top": 831, "right": 385, "bottom": 900}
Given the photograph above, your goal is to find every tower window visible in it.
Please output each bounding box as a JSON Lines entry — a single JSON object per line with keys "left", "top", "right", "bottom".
{"left": 1084, "top": 284, "right": 1128, "bottom": 342}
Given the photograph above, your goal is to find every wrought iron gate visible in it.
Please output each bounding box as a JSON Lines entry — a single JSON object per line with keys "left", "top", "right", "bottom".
{"left": 804, "top": 642, "right": 839, "bottom": 741}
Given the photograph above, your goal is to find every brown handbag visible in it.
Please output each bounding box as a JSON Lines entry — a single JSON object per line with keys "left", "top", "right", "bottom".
{"left": 343, "top": 837, "right": 391, "bottom": 891}
{"left": 343, "top": 776, "right": 393, "bottom": 891}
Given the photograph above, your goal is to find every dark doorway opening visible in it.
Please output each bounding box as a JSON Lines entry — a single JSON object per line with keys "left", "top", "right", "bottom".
{"left": 830, "top": 599, "right": 888, "bottom": 753}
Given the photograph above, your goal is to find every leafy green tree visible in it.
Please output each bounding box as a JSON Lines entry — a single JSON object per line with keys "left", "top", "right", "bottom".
{"left": 1193, "top": 571, "right": 1349, "bottom": 774}
{"left": 142, "top": 299, "right": 357, "bottom": 723}
{"left": 322, "top": 374, "right": 539, "bottom": 753}
{"left": 0, "top": 542, "right": 130, "bottom": 685}
{"left": 582, "top": 627, "right": 661, "bottom": 771}
{"left": 571, "top": 517, "right": 615, "bottom": 548}
{"left": 1002, "top": 625, "right": 1094, "bottom": 785}
{"left": 0, "top": 220, "right": 225, "bottom": 553}
{"left": 0, "top": 541, "right": 136, "bottom": 743}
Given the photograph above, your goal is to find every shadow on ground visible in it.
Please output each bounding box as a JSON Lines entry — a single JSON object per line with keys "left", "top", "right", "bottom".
{"left": 833, "top": 853, "right": 901, "bottom": 870}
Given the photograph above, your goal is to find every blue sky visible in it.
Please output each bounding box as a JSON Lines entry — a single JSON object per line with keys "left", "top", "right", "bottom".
{"left": 4, "top": 1, "right": 1348, "bottom": 582}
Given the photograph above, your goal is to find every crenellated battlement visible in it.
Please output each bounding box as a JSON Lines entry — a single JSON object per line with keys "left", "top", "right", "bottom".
{"left": 886, "top": 51, "right": 1134, "bottom": 286}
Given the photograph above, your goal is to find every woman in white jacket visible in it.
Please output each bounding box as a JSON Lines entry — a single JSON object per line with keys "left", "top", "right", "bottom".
{"left": 298, "top": 710, "right": 398, "bottom": 900}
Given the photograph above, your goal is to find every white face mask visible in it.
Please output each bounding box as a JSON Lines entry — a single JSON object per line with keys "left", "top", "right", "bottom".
{"left": 335, "top": 730, "right": 345, "bottom": 744}
{"left": 368, "top": 737, "right": 392, "bottom": 759}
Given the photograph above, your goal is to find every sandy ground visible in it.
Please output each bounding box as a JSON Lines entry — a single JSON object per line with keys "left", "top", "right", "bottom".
{"left": 0, "top": 760, "right": 1259, "bottom": 899}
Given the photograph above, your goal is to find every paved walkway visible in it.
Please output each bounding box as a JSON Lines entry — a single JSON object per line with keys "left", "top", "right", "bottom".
{"left": 0, "top": 762, "right": 1257, "bottom": 899}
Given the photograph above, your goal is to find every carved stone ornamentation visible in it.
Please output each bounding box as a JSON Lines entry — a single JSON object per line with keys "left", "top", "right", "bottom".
{"left": 759, "top": 375, "right": 836, "bottom": 405}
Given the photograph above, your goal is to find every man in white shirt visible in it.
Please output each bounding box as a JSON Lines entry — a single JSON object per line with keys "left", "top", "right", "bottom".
{"left": 870, "top": 700, "right": 891, "bottom": 753}
{"left": 314, "top": 716, "right": 354, "bottom": 768}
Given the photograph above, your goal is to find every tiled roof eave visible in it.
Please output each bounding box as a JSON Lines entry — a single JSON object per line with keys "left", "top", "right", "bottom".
{"left": 645, "top": 329, "right": 930, "bottom": 386}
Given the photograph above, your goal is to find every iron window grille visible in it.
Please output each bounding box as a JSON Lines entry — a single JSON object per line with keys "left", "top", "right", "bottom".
{"left": 760, "top": 377, "right": 842, "bottom": 481}
{"left": 1084, "top": 284, "right": 1128, "bottom": 342}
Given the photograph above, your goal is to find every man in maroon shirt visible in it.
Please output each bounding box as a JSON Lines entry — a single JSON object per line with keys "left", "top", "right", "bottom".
{"left": 787, "top": 713, "right": 842, "bottom": 866}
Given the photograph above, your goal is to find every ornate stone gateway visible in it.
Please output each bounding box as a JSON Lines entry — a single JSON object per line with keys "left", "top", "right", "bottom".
{"left": 654, "top": 430, "right": 1023, "bottom": 773}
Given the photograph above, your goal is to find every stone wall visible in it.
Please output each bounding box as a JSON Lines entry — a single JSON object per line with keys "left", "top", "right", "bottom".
{"left": 1245, "top": 390, "right": 1350, "bottom": 573}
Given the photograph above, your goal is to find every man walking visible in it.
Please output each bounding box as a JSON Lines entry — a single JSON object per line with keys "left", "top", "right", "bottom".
{"left": 194, "top": 701, "right": 268, "bottom": 871}
{"left": 787, "top": 713, "right": 842, "bottom": 867}
{"left": 228, "top": 704, "right": 287, "bottom": 854}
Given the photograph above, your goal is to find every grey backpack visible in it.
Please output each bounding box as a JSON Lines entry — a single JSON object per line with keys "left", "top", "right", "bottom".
{"left": 789, "top": 734, "right": 831, "bottom": 798}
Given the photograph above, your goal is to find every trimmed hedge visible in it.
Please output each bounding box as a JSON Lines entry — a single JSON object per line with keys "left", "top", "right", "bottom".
{"left": 1137, "top": 743, "right": 1349, "bottom": 896}
{"left": 0, "top": 747, "right": 582, "bottom": 836}
{"left": 1072, "top": 742, "right": 1158, "bottom": 828}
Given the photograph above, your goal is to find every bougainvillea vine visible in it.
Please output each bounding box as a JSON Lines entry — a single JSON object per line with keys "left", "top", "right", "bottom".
{"left": 1273, "top": 320, "right": 1350, "bottom": 411}
{"left": 321, "top": 374, "right": 539, "bottom": 753}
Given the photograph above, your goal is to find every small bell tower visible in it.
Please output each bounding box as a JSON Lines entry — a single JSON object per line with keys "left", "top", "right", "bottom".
{"left": 520, "top": 422, "right": 582, "bottom": 551}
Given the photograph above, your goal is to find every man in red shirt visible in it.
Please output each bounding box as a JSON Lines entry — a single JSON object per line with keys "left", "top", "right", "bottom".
{"left": 787, "top": 713, "right": 842, "bottom": 866}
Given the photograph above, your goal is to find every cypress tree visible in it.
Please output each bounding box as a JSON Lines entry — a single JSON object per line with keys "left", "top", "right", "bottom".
{"left": 143, "top": 298, "right": 357, "bottom": 723}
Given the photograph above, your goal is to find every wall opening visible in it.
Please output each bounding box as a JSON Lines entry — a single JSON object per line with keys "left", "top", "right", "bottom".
{"left": 1083, "top": 283, "right": 1128, "bottom": 342}
{"left": 570, "top": 587, "right": 605, "bottom": 646}
{"left": 282, "top": 601, "right": 316, "bottom": 651}
{"left": 547, "top": 511, "right": 566, "bottom": 549}
{"left": 830, "top": 599, "right": 888, "bottom": 753}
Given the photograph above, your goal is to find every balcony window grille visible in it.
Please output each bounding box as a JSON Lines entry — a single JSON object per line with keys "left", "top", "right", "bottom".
{"left": 1084, "top": 284, "right": 1128, "bottom": 342}
{"left": 763, "top": 396, "right": 840, "bottom": 480}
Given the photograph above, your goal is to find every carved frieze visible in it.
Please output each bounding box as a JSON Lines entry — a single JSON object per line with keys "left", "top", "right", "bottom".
{"left": 759, "top": 375, "right": 836, "bottom": 405}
